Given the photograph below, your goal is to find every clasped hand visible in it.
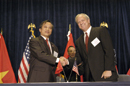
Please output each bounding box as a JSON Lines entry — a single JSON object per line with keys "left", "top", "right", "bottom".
{"left": 101, "top": 70, "right": 112, "bottom": 79}
{"left": 59, "top": 56, "right": 69, "bottom": 66}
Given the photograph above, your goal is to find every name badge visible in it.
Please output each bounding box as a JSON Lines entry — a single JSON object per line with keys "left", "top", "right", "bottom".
{"left": 91, "top": 37, "right": 100, "bottom": 47}
{"left": 53, "top": 51, "right": 58, "bottom": 58}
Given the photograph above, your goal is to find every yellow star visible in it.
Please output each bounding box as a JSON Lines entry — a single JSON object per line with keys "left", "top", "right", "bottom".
{"left": 0, "top": 70, "right": 9, "bottom": 83}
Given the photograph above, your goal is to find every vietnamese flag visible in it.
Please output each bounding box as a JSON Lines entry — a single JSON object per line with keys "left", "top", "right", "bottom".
{"left": 55, "top": 31, "right": 75, "bottom": 74}
{"left": 55, "top": 61, "right": 63, "bottom": 74}
{"left": 127, "top": 68, "right": 130, "bottom": 75}
{"left": 63, "top": 31, "right": 75, "bottom": 59}
{"left": 0, "top": 34, "right": 16, "bottom": 83}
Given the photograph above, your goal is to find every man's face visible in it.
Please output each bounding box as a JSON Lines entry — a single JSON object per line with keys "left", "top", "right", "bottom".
{"left": 76, "top": 15, "right": 90, "bottom": 32}
{"left": 39, "top": 22, "right": 53, "bottom": 38}
{"left": 68, "top": 47, "right": 76, "bottom": 58}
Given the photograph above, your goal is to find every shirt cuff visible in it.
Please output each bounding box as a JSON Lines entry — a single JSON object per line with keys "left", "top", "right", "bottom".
{"left": 67, "top": 59, "right": 69, "bottom": 65}
{"left": 56, "top": 58, "right": 59, "bottom": 63}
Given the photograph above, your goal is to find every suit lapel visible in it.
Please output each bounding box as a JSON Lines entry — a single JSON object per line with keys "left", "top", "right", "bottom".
{"left": 80, "top": 27, "right": 95, "bottom": 54}
{"left": 38, "top": 36, "right": 51, "bottom": 55}
{"left": 88, "top": 27, "right": 95, "bottom": 54}
{"left": 80, "top": 34, "right": 88, "bottom": 55}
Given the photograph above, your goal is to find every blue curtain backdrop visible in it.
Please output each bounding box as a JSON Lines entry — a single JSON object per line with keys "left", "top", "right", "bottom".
{"left": 0, "top": 0, "right": 130, "bottom": 81}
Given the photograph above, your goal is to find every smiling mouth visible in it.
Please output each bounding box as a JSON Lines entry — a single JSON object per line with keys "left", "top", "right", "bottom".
{"left": 45, "top": 31, "right": 49, "bottom": 33}
{"left": 81, "top": 24, "right": 85, "bottom": 26}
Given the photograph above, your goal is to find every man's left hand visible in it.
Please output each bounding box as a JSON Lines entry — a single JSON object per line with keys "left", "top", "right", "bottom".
{"left": 101, "top": 70, "right": 112, "bottom": 79}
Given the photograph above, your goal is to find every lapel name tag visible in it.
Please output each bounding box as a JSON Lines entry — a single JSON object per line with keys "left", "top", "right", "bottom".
{"left": 91, "top": 37, "right": 100, "bottom": 47}
{"left": 53, "top": 51, "right": 58, "bottom": 58}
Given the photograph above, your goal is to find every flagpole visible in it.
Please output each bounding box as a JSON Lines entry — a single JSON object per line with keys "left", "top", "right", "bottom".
{"left": 68, "top": 57, "right": 77, "bottom": 82}
{"left": 59, "top": 73, "right": 61, "bottom": 82}
{"left": 69, "top": 24, "right": 71, "bottom": 32}
{"left": 63, "top": 24, "right": 72, "bottom": 82}
{"left": 62, "top": 67, "right": 68, "bottom": 82}
{"left": 76, "top": 74, "right": 77, "bottom": 82}
{"left": 75, "top": 58, "right": 78, "bottom": 82}
{"left": 68, "top": 68, "right": 73, "bottom": 82}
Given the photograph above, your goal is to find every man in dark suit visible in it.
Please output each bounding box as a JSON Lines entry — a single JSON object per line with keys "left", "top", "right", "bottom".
{"left": 75, "top": 13, "right": 118, "bottom": 81}
{"left": 64, "top": 46, "right": 84, "bottom": 82}
{"left": 27, "top": 20, "right": 67, "bottom": 82}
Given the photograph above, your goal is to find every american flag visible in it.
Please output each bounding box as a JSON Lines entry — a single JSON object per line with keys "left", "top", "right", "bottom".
{"left": 72, "top": 59, "right": 79, "bottom": 75}
{"left": 18, "top": 35, "right": 33, "bottom": 83}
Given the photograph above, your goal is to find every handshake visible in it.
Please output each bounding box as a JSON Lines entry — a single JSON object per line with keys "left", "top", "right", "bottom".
{"left": 59, "top": 56, "right": 69, "bottom": 66}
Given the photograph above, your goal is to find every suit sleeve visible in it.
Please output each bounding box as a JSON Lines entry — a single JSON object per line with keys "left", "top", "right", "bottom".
{"left": 100, "top": 27, "right": 115, "bottom": 71}
{"left": 78, "top": 62, "right": 84, "bottom": 75}
{"left": 29, "top": 38, "right": 57, "bottom": 66}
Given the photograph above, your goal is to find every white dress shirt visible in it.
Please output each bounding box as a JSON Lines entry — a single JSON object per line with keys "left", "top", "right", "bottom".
{"left": 84, "top": 26, "right": 92, "bottom": 44}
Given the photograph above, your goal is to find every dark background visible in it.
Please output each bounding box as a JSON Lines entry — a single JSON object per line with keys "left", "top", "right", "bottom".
{"left": 0, "top": 0, "right": 130, "bottom": 81}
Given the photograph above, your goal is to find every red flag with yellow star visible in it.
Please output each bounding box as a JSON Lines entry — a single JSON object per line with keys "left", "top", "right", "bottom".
{"left": 55, "top": 61, "right": 63, "bottom": 74}
{"left": 0, "top": 33, "right": 16, "bottom": 83}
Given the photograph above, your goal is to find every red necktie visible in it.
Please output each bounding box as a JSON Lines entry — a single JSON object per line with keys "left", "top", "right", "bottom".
{"left": 46, "top": 39, "right": 53, "bottom": 69}
{"left": 85, "top": 33, "right": 88, "bottom": 52}
{"left": 46, "top": 39, "right": 50, "bottom": 50}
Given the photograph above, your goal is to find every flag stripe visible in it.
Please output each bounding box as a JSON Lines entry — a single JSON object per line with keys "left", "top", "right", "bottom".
{"left": 22, "top": 56, "right": 29, "bottom": 75}
{"left": 21, "top": 60, "right": 28, "bottom": 81}
{"left": 18, "top": 56, "right": 28, "bottom": 83}
{"left": 18, "top": 35, "right": 33, "bottom": 83}
{"left": 18, "top": 70, "right": 24, "bottom": 83}
{"left": 23, "top": 53, "right": 29, "bottom": 71}
{"left": 19, "top": 66, "right": 26, "bottom": 83}
{"left": 72, "top": 60, "right": 79, "bottom": 75}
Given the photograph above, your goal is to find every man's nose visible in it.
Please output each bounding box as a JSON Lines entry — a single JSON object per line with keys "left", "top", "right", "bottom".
{"left": 79, "top": 22, "right": 83, "bottom": 25}
{"left": 46, "top": 27, "right": 49, "bottom": 30}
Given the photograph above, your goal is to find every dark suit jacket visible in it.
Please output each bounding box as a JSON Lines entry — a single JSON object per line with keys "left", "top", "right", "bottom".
{"left": 27, "top": 36, "right": 59, "bottom": 82}
{"left": 63, "top": 57, "right": 84, "bottom": 82}
{"left": 75, "top": 27, "right": 118, "bottom": 81}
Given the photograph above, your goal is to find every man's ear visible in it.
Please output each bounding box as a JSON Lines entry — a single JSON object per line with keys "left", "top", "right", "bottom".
{"left": 88, "top": 19, "right": 90, "bottom": 24}
{"left": 39, "top": 28, "right": 41, "bottom": 32}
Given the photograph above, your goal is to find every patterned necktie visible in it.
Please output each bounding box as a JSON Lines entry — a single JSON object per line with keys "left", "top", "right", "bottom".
{"left": 46, "top": 39, "right": 50, "bottom": 50}
{"left": 85, "top": 33, "right": 89, "bottom": 52}
{"left": 46, "top": 39, "right": 53, "bottom": 69}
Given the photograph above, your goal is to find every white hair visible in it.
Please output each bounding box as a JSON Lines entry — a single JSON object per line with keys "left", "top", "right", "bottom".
{"left": 75, "top": 13, "right": 90, "bottom": 23}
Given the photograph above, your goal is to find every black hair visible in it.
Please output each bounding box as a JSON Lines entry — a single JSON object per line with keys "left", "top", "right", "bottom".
{"left": 39, "top": 20, "right": 54, "bottom": 29}
{"left": 67, "top": 46, "right": 75, "bottom": 52}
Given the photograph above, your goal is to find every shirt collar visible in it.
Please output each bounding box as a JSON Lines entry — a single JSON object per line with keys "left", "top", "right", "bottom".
{"left": 84, "top": 26, "right": 92, "bottom": 37}
{"left": 41, "top": 35, "right": 49, "bottom": 41}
